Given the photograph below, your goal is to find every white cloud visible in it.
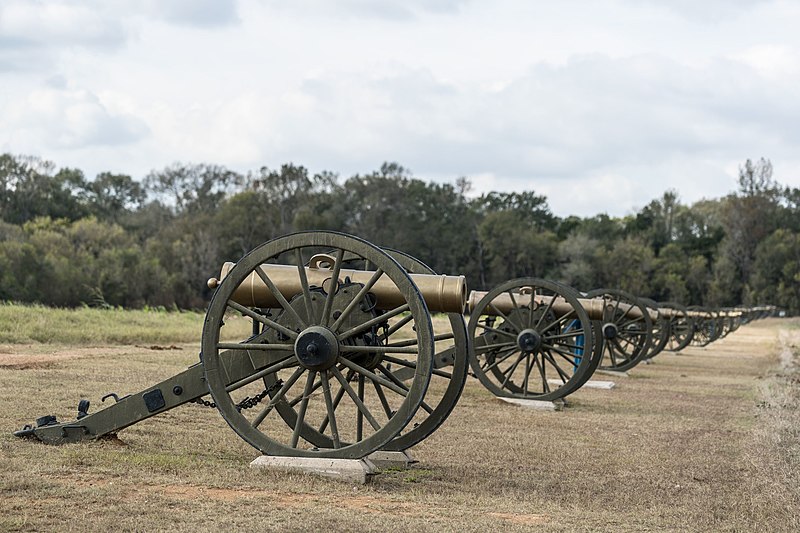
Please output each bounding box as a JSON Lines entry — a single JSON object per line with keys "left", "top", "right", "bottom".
{"left": 0, "top": 83, "right": 149, "bottom": 150}
{"left": 1, "top": 0, "right": 800, "bottom": 216}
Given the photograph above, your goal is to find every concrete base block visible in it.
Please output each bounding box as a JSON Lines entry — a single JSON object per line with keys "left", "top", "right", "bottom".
{"left": 595, "top": 369, "right": 630, "bottom": 378}
{"left": 367, "top": 449, "right": 418, "bottom": 469}
{"left": 498, "top": 396, "right": 564, "bottom": 411}
{"left": 549, "top": 379, "right": 615, "bottom": 390}
{"left": 250, "top": 455, "right": 376, "bottom": 484}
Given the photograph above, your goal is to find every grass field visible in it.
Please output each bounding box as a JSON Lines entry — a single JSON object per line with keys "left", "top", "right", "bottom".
{"left": 0, "top": 310, "right": 798, "bottom": 531}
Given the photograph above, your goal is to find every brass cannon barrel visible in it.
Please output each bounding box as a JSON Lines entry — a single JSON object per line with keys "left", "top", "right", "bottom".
{"left": 209, "top": 261, "right": 467, "bottom": 314}
{"left": 466, "top": 291, "right": 652, "bottom": 320}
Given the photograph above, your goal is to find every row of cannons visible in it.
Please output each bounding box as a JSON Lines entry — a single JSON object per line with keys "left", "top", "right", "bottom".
{"left": 15, "top": 232, "right": 774, "bottom": 463}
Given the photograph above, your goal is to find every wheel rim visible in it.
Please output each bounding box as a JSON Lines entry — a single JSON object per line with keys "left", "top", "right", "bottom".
{"left": 201, "top": 231, "right": 434, "bottom": 458}
{"left": 586, "top": 288, "right": 653, "bottom": 372}
{"left": 468, "top": 278, "right": 595, "bottom": 401}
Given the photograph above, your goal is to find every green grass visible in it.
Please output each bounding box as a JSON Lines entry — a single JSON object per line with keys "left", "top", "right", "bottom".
{"left": 0, "top": 302, "right": 251, "bottom": 345}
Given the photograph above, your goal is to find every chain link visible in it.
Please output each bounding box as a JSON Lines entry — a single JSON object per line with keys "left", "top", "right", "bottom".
{"left": 191, "top": 379, "right": 284, "bottom": 412}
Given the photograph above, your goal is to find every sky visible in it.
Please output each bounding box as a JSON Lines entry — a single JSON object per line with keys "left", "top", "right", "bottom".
{"left": 1, "top": 0, "right": 799, "bottom": 217}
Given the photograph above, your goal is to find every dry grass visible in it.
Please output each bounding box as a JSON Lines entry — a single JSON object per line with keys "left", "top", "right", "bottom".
{"left": 0, "top": 303, "right": 252, "bottom": 345}
{"left": 0, "top": 318, "right": 798, "bottom": 531}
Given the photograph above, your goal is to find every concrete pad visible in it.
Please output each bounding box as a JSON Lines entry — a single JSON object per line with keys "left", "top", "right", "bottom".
{"left": 367, "top": 450, "right": 418, "bottom": 469}
{"left": 548, "top": 379, "right": 615, "bottom": 390}
{"left": 250, "top": 455, "right": 376, "bottom": 484}
{"left": 595, "top": 369, "right": 630, "bottom": 378}
{"left": 498, "top": 396, "right": 564, "bottom": 411}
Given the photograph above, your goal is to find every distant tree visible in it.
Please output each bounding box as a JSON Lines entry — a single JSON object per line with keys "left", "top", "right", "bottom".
{"left": 0, "top": 154, "right": 87, "bottom": 223}
{"left": 145, "top": 163, "right": 242, "bottom": 214}
{"left": 750, "top": 229, "right": 800, "bottom": 313}
{"left": 84, "top": 172, "right": 146, "bottom": 223}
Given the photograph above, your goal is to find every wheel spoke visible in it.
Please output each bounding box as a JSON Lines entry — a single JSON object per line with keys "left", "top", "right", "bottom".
{"left": 341, "top": 345, "right": 420, "bottom": 355}
{"left": 251, "top": 366, "right": 305, "bottom": 428}
{"left": 382, "top": 355, "right": 452, "bottom": 379}
{"left": 255, "top": 265, "right": 307, "bottom": 330}
{"left": 339, "top": 358, "right": 410, "bottom": 398}
{"left": 506, "top": 290, "right": 525, "bottom": 331}
{"left": 295, "top": 248, "right": 316, "bottom": 324}
{"left": 543, "top": 329, "right": 585, "bottom": 341}
{"left": 534, "top": 293, "right": 557, "bottom": 330}
{"left": 475, "top": 322, "right": 517, "bottom": 339}
{"left": 372, "top": 381, "right": 394, "bottom": 420}
{"left": 473, "top": 341, "right": 516, "bottom": 355}
{"left": 320, "top": 373, "right": 340, "bottom": 448}
{"left": 227, "top": 300, "right": 298, "bottom": 341}
{"left": 523, "top": 353, "right": 531, "bottom": 395}
{"left": 487, "top": 303, "right": 521, "bottom": 334}
{"left": 330, "top": 268, "right": 385, "bottom": 333}
{"left": 331, "top": 366, "right": 381, "bottom": 431}
{"left": 376, "top": 364, "right": 433, "bottom": 414}
{"left": 339, "top": 303, "right": 410, "bottom": 341}
{"left": 321, "top": 248, "right": 346, "bottom": 327}
{"left": 386, "top": 332, "right": 454, "bottom": 348}
{"left": 481, "top": 346, "right": 520, "bottom": 373}
{"left": 534, "top": 353, "right": 550, "bottom": 393}
{"left": 540, "top": 309, "right": 576, "bottom": 335}
{"left": 225, "top": 354, "right": 297, "bottom": 393}
{"left": 290, "top": 370, "right": 317, "bottom": 447}
{"left": 217, "top": 342, "right": 295, "bottom": 351}
{"left": 381, "top": 312, "right": 414, "bottom": 340}
{"left": 356, "top": 374, "right": 365, "bottom": 442}
{"left": 543, "top": 344, "right": 580, "bottom": 367}
{"left": 500, "top": 352, "right": 526, "bottom": 388}
{"left": 319, "top": 371, "right": 350, "bottom": 433}
{"left": 542, "top": 351, "right": 571, "bottom": 383}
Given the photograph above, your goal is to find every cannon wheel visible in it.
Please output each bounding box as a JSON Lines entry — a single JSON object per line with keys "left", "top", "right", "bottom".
{"left": 660, "top": 302, "right": 694, "bottom": 352}
{"left": 585, "top": 288, "right": 653, "bottom": 372}
{"left": 468, "top": 278, "right": 595, "bottom": 401}
{"left": 689, "top": 307, "right": 720, "bottom": 347}
{"left": 201, "top": 231, "right": 434, "bottom": 458}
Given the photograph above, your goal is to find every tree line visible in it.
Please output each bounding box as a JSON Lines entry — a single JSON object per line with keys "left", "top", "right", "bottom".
{"left": 0, "top": 154, "right": 797, "bottom": 313}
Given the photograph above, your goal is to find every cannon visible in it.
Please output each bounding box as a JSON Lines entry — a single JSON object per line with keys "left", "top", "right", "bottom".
{"left": 15, "top": 232, "right": 471, "bottom": 459}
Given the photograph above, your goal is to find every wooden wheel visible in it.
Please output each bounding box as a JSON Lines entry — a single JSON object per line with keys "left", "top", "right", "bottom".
{"left": 468, "top": 278, "right": 595, "bottom": 401}
{"left": 201, "top": 231, "right": 434, "bottom": 458}
{"left": 585, "top": 288, "right": 653, "bottom": 372}
{"left": 660, "top": 302, "right": 694, "bottom": 352}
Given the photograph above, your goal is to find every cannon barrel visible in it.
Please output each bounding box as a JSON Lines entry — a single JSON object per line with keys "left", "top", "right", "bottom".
{"left": 209, "top": 261, "right": 468, "bottom": 314}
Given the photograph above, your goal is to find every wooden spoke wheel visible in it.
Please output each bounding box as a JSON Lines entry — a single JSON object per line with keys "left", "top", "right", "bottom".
{"left": 585, "top": 289, "right": 653, "bottom": 372}
{"left": 689, "top": 307, "right": 719, "bottom": 347}
{"left": 201, "top": 231, "right": 434, "bottom": 458}
{"left": 660, "top": 302, "right": 694, "bottom": 352}
{"left": 468, "top": 278, "right": 595, "bottom": 401}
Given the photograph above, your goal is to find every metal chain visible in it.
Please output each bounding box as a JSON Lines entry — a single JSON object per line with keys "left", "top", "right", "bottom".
{"left": 191, "top": 379, "right": 284, "bottom": 412}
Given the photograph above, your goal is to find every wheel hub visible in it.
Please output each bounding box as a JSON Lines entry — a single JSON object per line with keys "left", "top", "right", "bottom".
{"left": 294, "top": 326, "right": 339, "bottom": 370}
{"left": 516, "top": 328, "right": 542, "bottom": 353}
{"left": 602, "top": 323, "right": 618, "bottom": 339}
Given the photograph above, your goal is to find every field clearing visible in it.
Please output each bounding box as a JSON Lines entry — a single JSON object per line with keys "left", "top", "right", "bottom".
{"left": 0, "top": 315, "right": 798, "bottom": 531}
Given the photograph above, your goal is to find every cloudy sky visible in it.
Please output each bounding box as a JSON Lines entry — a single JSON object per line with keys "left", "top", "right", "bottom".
{"left": 1, "top": 0, "right": 799, "bottom": 216}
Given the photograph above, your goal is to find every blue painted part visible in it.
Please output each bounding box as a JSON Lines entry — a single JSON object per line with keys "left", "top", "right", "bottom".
{"left": 563, "top": 319, "right": 585, "bottom": 372}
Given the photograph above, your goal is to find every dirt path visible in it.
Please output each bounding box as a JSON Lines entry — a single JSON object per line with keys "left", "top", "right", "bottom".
{"left": 0, "top": 319, "right": 798, "bottom": 532}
